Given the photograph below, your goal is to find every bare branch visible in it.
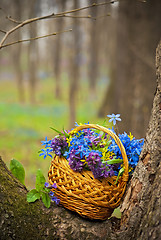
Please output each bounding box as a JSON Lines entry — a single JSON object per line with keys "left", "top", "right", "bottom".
{"left": 1, "top": 29, "right": 72, "bottom": 49}
{"left": 0, "top": 0, "right": 119, "bottom": 49}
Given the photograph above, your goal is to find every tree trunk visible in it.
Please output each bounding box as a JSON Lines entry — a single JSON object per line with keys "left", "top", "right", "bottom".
{"left": 98, "top": 4, "right": 117, "bottom": 117}
{"left": 118, "top": 0, "right": 161, "bottom": 138}
{"left": 0, "top": 41, "right": 161, "bottom": 239}
{"left": 69, "top": 0, "right": 81, "bottom": 128}
{"left": 12, "top": 0, "right": 25, "bottom": 103}
{"left": 13, "top": 43, "right": 25, "bottom": 103}
{"left": 0, "top": 156, "right": 116, "bottom": 240}
{"left": 53, "top": 0, "right": 66, "bottom": 99}
{"left": 117, "top": 39, "right": 161, "bottom": 240}
{"left": 28, "top": 0, "right": 38, "bottom": 104}
{"left": 88, "top": 0, "right": 99, "bottom": 100}
{"left": 98, "top": 0, "right": 161, "bottom": 138}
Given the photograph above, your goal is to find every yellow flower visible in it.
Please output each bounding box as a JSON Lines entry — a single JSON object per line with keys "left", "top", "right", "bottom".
{"left": 80, "top": 159, "right": 88, "bottom": 165}
{"left": 102, "top": 149, "right": 115, "bottom": 161}
{"left": 102, "top": 149, "right": 107, "bottom": 158}
{"left": 128, "top": 166, "right": 133, "bottom": 172}
{"left": 66, "top": 137, "right": 71, "bottom": 147}
{"left": 128, "top": 132, "right": 134, "bottom": 141}
{"left": 106, "top": 151, "right": 114, "bottom": 160}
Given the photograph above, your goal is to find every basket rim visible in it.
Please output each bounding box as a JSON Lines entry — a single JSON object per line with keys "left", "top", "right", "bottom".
{"left": 69, "top": 123, "right": 129, "bottom": 182}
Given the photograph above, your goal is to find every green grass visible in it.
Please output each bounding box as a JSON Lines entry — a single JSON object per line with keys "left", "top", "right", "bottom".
{"left": 0, "top": 77, "right": 108, "bottom": 188}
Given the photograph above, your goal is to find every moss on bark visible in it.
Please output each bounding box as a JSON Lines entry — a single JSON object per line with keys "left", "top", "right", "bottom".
{"left": 0, "top": 157, "right": 117, "bottom": 240}
{"left": 0, "top": 158, "right": 57, "bottom": 239}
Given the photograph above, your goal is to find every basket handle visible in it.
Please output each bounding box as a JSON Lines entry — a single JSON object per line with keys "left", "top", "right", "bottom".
{"left": 69, "top": 124, "right": 129, "bottom": 182}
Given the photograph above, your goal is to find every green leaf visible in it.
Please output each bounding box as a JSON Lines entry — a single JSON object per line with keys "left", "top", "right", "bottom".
{"left": 102, "top": 119, "right": 107, "bottom": 127}
{"left": 41, "top": 192, "right": 51, "bottom": 208}
{"left": 27, "top": 189, "right": 40, "bottom": 203}
{"left": 106, "top": 159, "right": 123, "bottom": 165}
{"left": 110, "top": 207, "right": 121, "bottom": 219}
{"left": 36, "top": 169, "right": 46, "bottom": 191}
{"left": 50, "top": 127, "right": 64, "bottom": 136}
{"left": 104, "top": 140, "right": 112, "bottom": 148}
{"left": 10, "top": 159, "right": 25, "bottom": 185}
{"left": 63, "top": 127, "right": 70, "bottom": 138}
{"left": 115, "top": 167, "right": 125, "bottom": 184}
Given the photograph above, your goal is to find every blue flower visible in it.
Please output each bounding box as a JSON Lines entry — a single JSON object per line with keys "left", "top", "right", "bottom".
{"left": 39, "top": 148, "right": 53, "bottom": 159}
{"left": 51, "top": 196, "right": 60, "bottom": 205}
{"left": 44, "top": 182, "right": 49, "bottom": 188}
{"left": 52, "top": 183, "right": 57, "bottom": 189}
{"left": 41, "top": 137, "right": 52, "bottom": 148}
{"left": 49, "top": 191, "right": 54, "bottom": 197}
{"left": 107, "top": 114, "right": 121, "bottom": 125}
{"left": 107, "top": 132, "right": 144, "bottom": 173}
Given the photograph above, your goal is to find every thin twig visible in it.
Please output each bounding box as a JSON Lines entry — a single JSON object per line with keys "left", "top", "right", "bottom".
{"left": 0, "top": 29, "right": 7, "bottom": 34}
{"left": 6, "top": 16, "right": 22, "bottom": 24}
{"left": 58, "top": 14, "right": 97, "bottom": 20}
{"left": 1, "top": 29, "right": 72, "bottom": 49}
{"left": 55, "top": 0, "right": 118, "bottom": 16}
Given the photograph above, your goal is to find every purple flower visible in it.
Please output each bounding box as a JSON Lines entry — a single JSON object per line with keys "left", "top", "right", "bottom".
{"left": 86, "top": 152, "right": 101, "bottom": 167}
{"left": 85, "top": 151, "right": 114, "bottom": 179}
{"left": 51, "top": 136, "right": 68, "bottom": 156}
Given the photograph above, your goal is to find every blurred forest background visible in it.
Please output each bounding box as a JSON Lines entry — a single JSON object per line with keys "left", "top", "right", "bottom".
{"left": 0, "top": 0, "right": 161, "bottom": 188}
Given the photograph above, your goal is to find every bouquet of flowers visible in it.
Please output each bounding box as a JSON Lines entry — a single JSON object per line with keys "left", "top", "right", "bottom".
{"left": 39, "top": 114, "right": 144, "bottom": 181}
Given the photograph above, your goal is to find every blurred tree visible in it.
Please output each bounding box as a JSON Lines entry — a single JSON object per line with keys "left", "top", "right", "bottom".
{"left": 12, "top": 0, "right": 25, "bottom": 103}
{"left": 28, "top": 0, "right": 38, "bottom": 104}
{"left": 69, "top": 0, "right": 81, "bottom": 128}
{"left": 98, "top": 4, "right": 117, "bottom": 116}
{"left": 88, "top": 0, "right": 99, "bottom": 99}
{"left": 53, "top": 0, "right": 66, "bottom": 99}
{"left": 98, "top": 0, "right": 161, "bottom": 138}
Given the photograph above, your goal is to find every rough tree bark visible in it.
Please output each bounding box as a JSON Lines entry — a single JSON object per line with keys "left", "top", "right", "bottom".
{"left": 0, "top": 42, "right": 160, "bottom": 239}
{"left": 117, "top": 40, "right": 161, "bottom": 239}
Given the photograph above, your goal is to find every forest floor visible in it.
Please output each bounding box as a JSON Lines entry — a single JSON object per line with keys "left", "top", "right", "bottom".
{"left": 0, "top": 77, "right": 108, "bottom": 188}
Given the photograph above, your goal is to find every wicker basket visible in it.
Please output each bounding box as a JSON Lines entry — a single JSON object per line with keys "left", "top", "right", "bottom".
{"left": 48, "top": 124, "right": 129, "bottom": 220}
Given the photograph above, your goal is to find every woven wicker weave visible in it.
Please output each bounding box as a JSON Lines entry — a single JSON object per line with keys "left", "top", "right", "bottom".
{"left": 48, "top": 124, "right": 129, "bottom": 220}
